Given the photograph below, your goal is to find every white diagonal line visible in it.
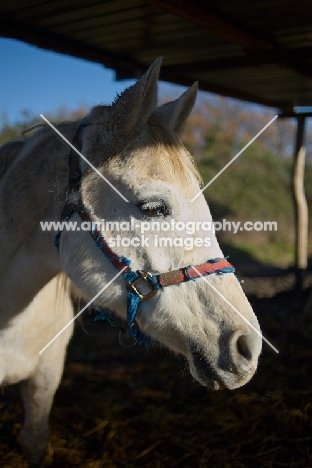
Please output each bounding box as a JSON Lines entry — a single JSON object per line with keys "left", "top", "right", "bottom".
{"left": 40, "top": 114, "right": 129, "bottom": 202}
{"left": 190, "top": 115, "right": 278, "bottom": 202}
{"left": 192, "top": 266, "right": 279, "bottom": 353}
{"left": 39, "top": 266, "right": 128, "bottom": 354}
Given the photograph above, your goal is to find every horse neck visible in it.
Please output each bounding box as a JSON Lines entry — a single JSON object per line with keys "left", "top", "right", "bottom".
{"left": 0, "top": 122, "right": 79, "bottom": 321}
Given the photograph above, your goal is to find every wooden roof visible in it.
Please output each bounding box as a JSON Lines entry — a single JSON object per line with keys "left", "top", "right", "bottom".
{"left": 1, "top": 0, "right": 312, "bottom": 111}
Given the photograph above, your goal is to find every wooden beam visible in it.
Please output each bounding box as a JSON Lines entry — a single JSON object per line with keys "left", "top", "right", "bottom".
{"left": 146, "top": 0, "right": 273, "bottom": 51}
{"left": 292, "top": 115, "right": 308, "bottom": 290}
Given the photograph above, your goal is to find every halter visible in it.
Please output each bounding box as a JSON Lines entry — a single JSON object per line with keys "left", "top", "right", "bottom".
{"left": 56, "top": 123, "right": 235, "bottom": 346}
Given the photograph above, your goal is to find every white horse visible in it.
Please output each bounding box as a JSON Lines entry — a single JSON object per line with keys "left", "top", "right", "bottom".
{"left": 0, "top": 58, "right": 262, "bottom": 467}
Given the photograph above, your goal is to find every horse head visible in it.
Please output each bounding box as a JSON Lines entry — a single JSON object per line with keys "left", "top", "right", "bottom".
{"left": 59, "top": 58, "right": 262, "bottom": 390}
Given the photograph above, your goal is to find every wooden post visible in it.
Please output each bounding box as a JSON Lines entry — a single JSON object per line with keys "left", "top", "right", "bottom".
{"left": 293, "top": 115, "right": 308, "bottom": 290}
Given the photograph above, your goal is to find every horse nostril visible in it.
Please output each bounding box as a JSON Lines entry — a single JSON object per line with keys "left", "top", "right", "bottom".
{"left": 236, "top": 335, "right": 252, "bottom": 361}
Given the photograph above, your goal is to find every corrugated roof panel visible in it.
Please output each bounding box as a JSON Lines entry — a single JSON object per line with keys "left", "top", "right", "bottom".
{"left": 193, "top": 65, "right": 312, "bottom": 105}
{"left": 34, "top": 4, "right": 145, "bottom": 29}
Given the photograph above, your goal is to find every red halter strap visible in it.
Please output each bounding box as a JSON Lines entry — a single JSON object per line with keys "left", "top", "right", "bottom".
{"left": 157, "top": 258, "right": 234, "bottom": 287}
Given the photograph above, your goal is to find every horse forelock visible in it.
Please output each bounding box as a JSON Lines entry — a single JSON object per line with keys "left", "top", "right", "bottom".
{"left": 118, "top": 114, "right": 203, "bottom": 187}
{"left": 84, "top": 108, "right": 203, "bottom": 188}
{"left": 149, "top": 115, "right": 202, "bottom": 186}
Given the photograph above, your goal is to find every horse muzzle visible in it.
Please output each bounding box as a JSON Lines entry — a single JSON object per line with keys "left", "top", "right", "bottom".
{"left": 188, "top": 331, "right": 259, "bottom": 390}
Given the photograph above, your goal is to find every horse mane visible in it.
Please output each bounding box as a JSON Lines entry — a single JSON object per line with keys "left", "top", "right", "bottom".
{"left": 147, "top": 114, "right": 203, "bottom": 187}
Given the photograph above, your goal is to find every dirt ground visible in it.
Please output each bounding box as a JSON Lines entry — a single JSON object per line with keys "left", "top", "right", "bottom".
{"left": 1, "top": 267, "right": 312, "bottom": 468}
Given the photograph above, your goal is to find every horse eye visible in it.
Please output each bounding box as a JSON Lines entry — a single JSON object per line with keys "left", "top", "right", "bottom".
{"left": 139, "top": 200, "right": 168, "bottom": 217}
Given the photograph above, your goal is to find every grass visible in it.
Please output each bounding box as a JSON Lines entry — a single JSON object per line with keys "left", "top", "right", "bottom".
{"left": 196, "top": 142, "right": 312, "bottom": 269}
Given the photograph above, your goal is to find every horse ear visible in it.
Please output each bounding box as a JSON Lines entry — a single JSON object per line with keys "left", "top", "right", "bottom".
{"left": 85, "top": 59, "right": 162, "bottom": 163}
{"left": 111, "top": 57, "right": 162, "bottom": 132}
{"left": 154, "top": 82, "right": 198, "bottom": 136}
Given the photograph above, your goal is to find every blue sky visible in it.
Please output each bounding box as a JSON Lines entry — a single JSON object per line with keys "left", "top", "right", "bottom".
{"left": 0, "top": 37, "right": 180, "bottom": 124}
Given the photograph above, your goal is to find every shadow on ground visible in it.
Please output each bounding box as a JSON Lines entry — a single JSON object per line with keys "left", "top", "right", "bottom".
{"left": 1, "top": 261, "right": 312, "bottom": 468}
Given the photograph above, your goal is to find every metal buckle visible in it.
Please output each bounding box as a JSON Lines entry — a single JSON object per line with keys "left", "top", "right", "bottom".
{"left": 126, "top": 271, "right": 158, "bottom": 301}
